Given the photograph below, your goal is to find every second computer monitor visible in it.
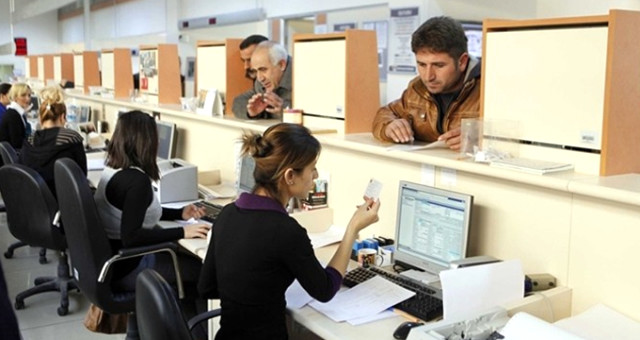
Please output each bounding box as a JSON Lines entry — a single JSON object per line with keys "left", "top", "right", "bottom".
{"left": 393, "top": 181, "right": 473, "bottom": 274}
{"left": 237, "top": 156, "right": 256, "bottom": 194}
{"left": 156, "top": 120, "right": 177, "bottom": 160}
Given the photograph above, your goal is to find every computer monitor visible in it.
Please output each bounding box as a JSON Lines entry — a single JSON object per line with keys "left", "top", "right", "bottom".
{"left": 78, "top": 106, "right": 91, "bottom": 123}
{"left": 461, "top": 21, "right": 483, "bottom": 58}
{"left": 237, "top": 156, "right": 256, "bottom": 194}
{"left": 394, "top": 181, "right": 473, "bottom": 275}
{"left": 30, "top": 96, "right": 40, "bottom": 113}
{"left": 156, "top": 120, "right": 177, "bottom": 160}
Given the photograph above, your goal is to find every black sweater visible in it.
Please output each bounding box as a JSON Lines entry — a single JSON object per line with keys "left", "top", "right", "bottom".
{"left": 19, "top": 127, "right": 87, "bottom": 197}
{"left": 199, "top": 193, "right": 341, "bottom": 340}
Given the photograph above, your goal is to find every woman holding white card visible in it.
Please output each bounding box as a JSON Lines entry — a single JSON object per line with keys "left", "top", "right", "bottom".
{"left": 199, "top": 122, "right": 380, "bottom": 340}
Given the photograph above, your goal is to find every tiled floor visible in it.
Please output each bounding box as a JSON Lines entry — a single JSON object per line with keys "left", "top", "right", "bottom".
{"left": 0, "top": 213, "right": 125, "bottom": 340}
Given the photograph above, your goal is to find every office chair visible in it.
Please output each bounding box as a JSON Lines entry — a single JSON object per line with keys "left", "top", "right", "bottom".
{"left": 136, "top": 269, "right": 221, "bottom": 340}
{"left": 54, "top": 158, "right": 185, "bottom": 339}
{"left": 0, "top": 164, "right": 78, "bottom": 316}
{"left": 0, "top": 141, "right": 47, "bottom": 264}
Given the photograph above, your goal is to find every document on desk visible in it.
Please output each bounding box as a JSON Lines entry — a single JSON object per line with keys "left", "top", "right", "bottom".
{"left": 386, "top": 140, "right": 447, "bottom": 152}
{"left": 307, "top": 225, "right": 345, "bottom": 249}
{"left": 285, "top": 280, "right": 314, "bottom": 309}
{"left": 309, "top": 276, "right": 415, "bottom": 322}
{"left": 554, "top": 304, "right": 640, "bottom": 340}
{"left": 440, "top": 259, "right": 523, "bottom": 321}
{"left": 87, "top": 158, "right": 106, "bottom": 170}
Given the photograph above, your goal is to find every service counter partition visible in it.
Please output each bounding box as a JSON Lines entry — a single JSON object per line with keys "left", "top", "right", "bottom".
{"left": 482, "top": 9, "right": 640, "bottom": 176}
{"left": 67, "top": 59, "right": 640, "bottom": 327}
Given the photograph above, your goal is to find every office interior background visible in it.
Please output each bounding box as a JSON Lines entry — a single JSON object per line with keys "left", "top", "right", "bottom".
{"left": 1, "top": 0, "right": 639, "bottom": 104}
{"left": 2, "top": 0, "right": 640, "bottom": 339}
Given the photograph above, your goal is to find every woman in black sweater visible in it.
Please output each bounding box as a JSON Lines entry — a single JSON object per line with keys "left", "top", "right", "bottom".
{"left": 20, "top": 95, "right": 87, "bottom": 197}
{"left": 199, "top": 123, "right": 380, "bottom": 339}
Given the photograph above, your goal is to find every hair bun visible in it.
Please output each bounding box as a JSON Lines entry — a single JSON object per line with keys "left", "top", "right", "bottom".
{"left": 254, "top": 134, "right": 272, "bottom": 158}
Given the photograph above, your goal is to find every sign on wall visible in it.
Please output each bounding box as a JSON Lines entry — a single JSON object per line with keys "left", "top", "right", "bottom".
{"left": 388, "top": 7, "right": 419, "bottom": 74}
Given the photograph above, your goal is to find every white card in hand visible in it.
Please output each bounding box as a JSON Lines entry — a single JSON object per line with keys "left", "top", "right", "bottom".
{"left": 364, "top": 178, "right": 383, "bottom": 201}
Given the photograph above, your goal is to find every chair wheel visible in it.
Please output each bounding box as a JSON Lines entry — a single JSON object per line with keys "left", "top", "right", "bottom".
{"left": 57, "top": 306, "right": 68, "bottom": 316}
{"left": 4, "top": 251, "right": 12, "bottom": 259}
{"left": 15, "top": 300, "right": 24, "bottom": 310}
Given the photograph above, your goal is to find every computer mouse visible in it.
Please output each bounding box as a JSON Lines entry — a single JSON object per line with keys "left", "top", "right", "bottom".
{"left": 393, "top": 321, "right": 424, "bottom": 340}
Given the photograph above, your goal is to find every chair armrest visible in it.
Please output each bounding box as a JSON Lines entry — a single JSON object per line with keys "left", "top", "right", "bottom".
{"left": 117, "top": 242, "right": 177, "bottom": 257}
{"left": 187, "top": 309, "right": 221, "bottom": 331}
{"left": 98, "top": 241, "right": 184, "bottom": 298}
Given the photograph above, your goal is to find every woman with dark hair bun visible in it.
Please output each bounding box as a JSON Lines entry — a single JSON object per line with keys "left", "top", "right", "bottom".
{"left": 199, "top": 122, "right": 380, "bottom": 340}
{"left": 94, "top": 110, "right": 210, "bottom": 336}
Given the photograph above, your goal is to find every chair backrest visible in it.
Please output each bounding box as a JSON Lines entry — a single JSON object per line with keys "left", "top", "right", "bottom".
{"left": 0, "top": 141, "right": 18, "bottom": 165}
{"left": 136, "top": 269, "right": 192, "bottom": 340}
{"left": 54, "top": 158, "right": 134, "bottom": 314}
{"left": 0, "top": 164, "right": 65, "bottom": 251}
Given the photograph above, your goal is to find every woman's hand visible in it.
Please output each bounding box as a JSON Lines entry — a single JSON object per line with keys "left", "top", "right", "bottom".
{"left": 347, "top": 198, "right": 381, "bottom": 233}
{"left": 184, "top": 224, "right": 210, "bottom": 239}
{"left": 182, "top": 204, "right": 206, "bottom": 220}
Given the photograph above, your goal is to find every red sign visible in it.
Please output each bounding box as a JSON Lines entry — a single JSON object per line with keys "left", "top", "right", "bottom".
{"left": 14, "top": 37, "right": 27, "bottom": 56}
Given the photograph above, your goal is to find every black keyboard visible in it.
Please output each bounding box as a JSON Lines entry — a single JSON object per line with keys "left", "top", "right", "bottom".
{"left": 196, "top": 201, "right": 223, "bottom": 223}
{"left": 343, "top": 266, "right": 443, "bottom": 322}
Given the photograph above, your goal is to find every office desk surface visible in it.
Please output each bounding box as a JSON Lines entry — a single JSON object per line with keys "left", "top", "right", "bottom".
{"left": 69, "top": 92, "right": 640, "bottom": 324}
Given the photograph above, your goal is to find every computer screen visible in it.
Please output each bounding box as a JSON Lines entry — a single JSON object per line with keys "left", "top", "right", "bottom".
{"left": 78, "top": 106, "right": 91, "bottom": 123}
{"left": 461, "top": 21, "right": 483, "bottom": 58}
{"left": 156, "top": 120, "right": 177, "bottom": 160}
{"left": 237, "top": 156, "right": 256, "bottom": 194}
{"left": 394, "top": 181, "right": 473, "bottom": 274}
{"left": 30, "top": 96, "right": 40, "bottom": 113}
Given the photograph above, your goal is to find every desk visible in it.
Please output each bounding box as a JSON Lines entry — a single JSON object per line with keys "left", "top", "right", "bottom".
{"left": 69, "top": 92, "right": 640, "bottom": 324}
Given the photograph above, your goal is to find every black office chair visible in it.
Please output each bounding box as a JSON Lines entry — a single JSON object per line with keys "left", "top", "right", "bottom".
{"left": 136, "top": 269, "right": 221, "bottom": 340}
{"left": 0, "top": 164, "right": 78, "bottom": 316}
{"left": 0, "top": 141, "right": 47, "bottom": 264}
{"left": 54, "top": 158, "right": 185, "bottom": 339}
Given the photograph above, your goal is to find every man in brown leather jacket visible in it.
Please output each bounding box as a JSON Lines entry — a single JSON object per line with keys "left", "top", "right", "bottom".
{"left": 372, "top": 16, "right": 481, "bottom": 150}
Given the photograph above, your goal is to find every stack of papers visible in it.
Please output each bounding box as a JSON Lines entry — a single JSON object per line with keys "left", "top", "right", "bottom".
{"left": 490, "top": 157, "right": 574, "bottom": 175}
{"left": 309, "top": 276, "right": 415, "bottom": 325}
{"left": 386, "top": 140, "right": 447, "bottom": 152}
{"left": 307, "top": 225, "right": 346, "bottom": 249}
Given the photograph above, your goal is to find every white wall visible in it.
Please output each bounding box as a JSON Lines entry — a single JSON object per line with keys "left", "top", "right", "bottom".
{"left": 0, "top": 9, "right": 59, "bottom": 79}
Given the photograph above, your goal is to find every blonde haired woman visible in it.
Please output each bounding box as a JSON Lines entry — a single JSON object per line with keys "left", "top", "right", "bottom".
{"left": 19, "top": 86, "right": 86, "bottom": 196}
{"left": 0, "top": 82, "right": 33, "bottom": 149}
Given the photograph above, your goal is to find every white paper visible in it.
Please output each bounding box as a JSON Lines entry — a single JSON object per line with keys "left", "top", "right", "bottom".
{"left": 307, "top": 225, "right": 345, "bottom": 249}
{"left": 501, "top": 312, "right": 584, "bottom": 340}
{"left": 285, "top": 280, "right": 314, "bottom": 309}
{"left": 386, "top": 140, "right": 447, "bottom": 152}
{"left": 554, "top": 304, "right": 640, "bottom": 340}
{"left": 439, "top": 259, "right": 524, "bottom": 321}
{"left": 364, "top": 178, "right": 383, "bottom": 201}
{"left": 309, "top": 276, "right": 415, "bottom": 322}
{"left": 87, "top": 158, "right": 105, "bottom": 170}
{"left": 347, "top": 309, "right": 397, "bottom": 326}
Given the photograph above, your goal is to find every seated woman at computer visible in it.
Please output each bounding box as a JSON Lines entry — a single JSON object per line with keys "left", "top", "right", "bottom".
{"left": 198, "top": 123, "right": 380, "bottom": 339}
{"left": 0, "top": 82, "right": 33, "bottom": 150}
{"left": 19, "top": 86, "right": 87, "bottom": 197}
{"left": 94, "top": 110, "right": 210, "bottom": 335}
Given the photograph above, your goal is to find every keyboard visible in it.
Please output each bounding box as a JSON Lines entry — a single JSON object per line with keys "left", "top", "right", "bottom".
{"left": 343, "top": 266, "right": 443, "bottom": 322}
{"left": 196, "top": 201, "right": 224, "bottom": 223}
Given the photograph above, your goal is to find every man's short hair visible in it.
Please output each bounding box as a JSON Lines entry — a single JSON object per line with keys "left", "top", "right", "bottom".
{"left": 255, "top": 41, "right": 287, "bottom": 66}
{"left": 411, "top": 16, "right": 468, "bottom": 60}
{"left": 240, "top": 35, "right": 268, "bottom": 50}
